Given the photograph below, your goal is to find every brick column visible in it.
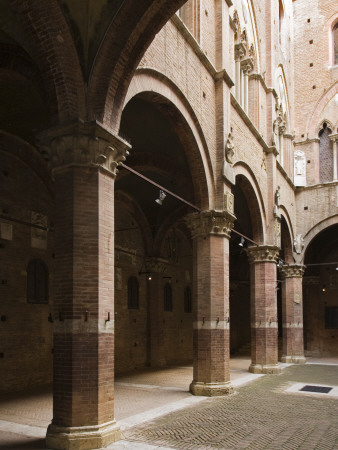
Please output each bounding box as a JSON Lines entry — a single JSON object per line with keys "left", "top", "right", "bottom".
{"left": 40, "top": 121, "right": 130, "bottom": 450}
{"left": 186, "top": 209, "right": 235, "bottom": 396}
{"left": 246, "top": 245, "right": 281, "bottom": 374}
{"left": 280, "top": 264, "right": 306, "bottom": 364}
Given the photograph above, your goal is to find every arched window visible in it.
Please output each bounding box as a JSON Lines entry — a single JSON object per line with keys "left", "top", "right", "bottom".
{"left": 27, "top": 259, "right": 48, "bottom": 304}
{"left": 184, "top": 286, "right": 192, "bottom": 313}
{"left": 319, "top": 122, "right": 333, "bottom": 183}
{"left": 164, "top": 283, "right": 173, "bottom": 312}
{"left": 128, "top": 276, "right": 139, "bottom": 309}
{"left": 333, "top": 22, "right": 338, "bottom": 65}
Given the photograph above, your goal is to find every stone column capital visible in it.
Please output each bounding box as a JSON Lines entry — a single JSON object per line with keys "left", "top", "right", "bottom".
{"left": 38, "top": 120, "right": 131, "bottom": 177}
{"left": 246, "top": 245, "right": 280, "bottom": 264}
{"left": 185, "top": 210, "right": 236, "bottom": 239}
{"left": 280, "top": 264, "right": 305, "bottom": 278}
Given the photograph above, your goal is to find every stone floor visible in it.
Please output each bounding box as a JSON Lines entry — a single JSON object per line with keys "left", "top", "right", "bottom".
{"left": 0, "top": 357, "right": 337, "bottom": 449}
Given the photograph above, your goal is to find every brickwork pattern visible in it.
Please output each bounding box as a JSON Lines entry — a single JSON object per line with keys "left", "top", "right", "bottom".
{"left": 121, "top": 364, "right": 338, "bottom": 449}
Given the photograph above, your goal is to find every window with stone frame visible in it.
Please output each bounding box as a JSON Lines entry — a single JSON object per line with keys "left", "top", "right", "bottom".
{"left": 164, "top": 282, "right": 173, "bottom": 312}
{"left": 177, "top": 0, "right": 200, "bottom": 42}
{"left": 27, "top": 259, "right": 48, "bottom": 304}
{"left": 127, "top": 276, "right": 139, "bottom": 310}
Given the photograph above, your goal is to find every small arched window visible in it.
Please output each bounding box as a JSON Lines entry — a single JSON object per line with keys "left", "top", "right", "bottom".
{"left": 27, "top": 259, "right": 48, "bottom": 304}
{"left": 128, "top": 276, "right": 139, "bottom": 309}
{"left": 333, "top": 22, "right": 338, "bottom": 65}
{"left": 184, "top": 286, "right": 192, "bottom": 313}
{"left": 164, "top": 283, "right": 173, "bottom": 312}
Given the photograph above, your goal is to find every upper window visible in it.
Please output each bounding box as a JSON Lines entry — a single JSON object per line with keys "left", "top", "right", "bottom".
{"left": 184, "top": 286, "right": 192, "bottom": 313}
{"left": 128, "top": 276, "right": 139, "bottom": 309}
{"left": 333, "top": 22, "right": 338, "bottom": 65}
{"left": 27, "top": 259, "right": 48, "bottom": 304}
{"left": 164, "top": 283, "right": 173, "bottom": 312}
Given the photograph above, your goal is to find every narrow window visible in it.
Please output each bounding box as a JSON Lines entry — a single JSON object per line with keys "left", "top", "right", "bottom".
{"left": 128, "top": 276, "right": 139, "bottom": 309}
{"left": 319, "top": 122, "right": 333, "bottom": 183}
{"left": 333, "top": 22, "right": 338, "bottom": 65}
{"left": 184, "top": 286, "right": 192, "bottom": 313}
{"left": 27, "top": 259, "right": 48, "bottom": 304}
{"left": 164, "top": 283, "right": 173, "bottom": 312}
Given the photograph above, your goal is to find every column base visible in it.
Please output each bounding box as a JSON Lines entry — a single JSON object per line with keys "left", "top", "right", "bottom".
{"left": 249, "top": 363, "right": 281, "bottom": 374}
{"left": 281, "top": 355, "right": 306, "bottom": 364}
{"left": 190, "top": 381, "right": 234, "bottom": 397}
{"left": 46, "top": 420, "right": 121, "bottom": 450}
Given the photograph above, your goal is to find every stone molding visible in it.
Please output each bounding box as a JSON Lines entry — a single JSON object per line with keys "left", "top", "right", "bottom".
{"left": 280, "top": 264, "right": 305, "bottom": 278}
{"left": 185, "top": 210, "right": 236, "bottom": 239}
{"left": 245, "top": 245, "right": 280, "bottom": 264}
{"left": 38, "top": 120, "right": 131, "bottom": 177}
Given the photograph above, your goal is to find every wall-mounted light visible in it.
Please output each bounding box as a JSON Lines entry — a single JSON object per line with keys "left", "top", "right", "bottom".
{"left": 155, "top": 190, "right": 166, "bottom": 205}
{"left": 322, "top": 285, "right": 326, "bottom": 292}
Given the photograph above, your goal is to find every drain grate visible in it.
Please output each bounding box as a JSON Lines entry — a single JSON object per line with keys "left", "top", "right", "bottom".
{"left": 299, "top": 385, "right": 333, "bottom": 394}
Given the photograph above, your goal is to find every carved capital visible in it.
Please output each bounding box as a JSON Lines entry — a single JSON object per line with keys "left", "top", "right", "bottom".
{"left": 241, "top": 57, "right": 254, "bottom": 74}
{"left": 38, "top": 120, "right": 131, "bottom": 177}
{"left": 246, "top": 245, "right": 280, "bottom": 264}
{"left": 185, "top": 210, "right": 236, "bottom": 239}
{"left": 329, "top": 133, "right": 338, "bottom": 143}
{"left": 280, "top": 264, "right": 305, "bottom": 278}
{"left": 234, "top": 42, "right": 246, "bottom": 60}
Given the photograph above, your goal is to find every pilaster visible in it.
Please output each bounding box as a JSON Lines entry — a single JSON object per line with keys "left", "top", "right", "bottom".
{"left": 280, "top": 264, "right": 306, "bottom": 364}
{"left": 185, "top": 210, "right": 235, "bottom": 396}
{"left": 246, "top": 245, "right": 281, "bottom": 374}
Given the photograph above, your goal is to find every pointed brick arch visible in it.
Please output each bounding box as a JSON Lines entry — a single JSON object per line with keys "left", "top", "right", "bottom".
{"left": 121, "top": 71, "right": 214, "bottom": 210}
{"left": 88, "top": 0, "right": 188, "bottom": 130}
{"left": 9, "top": 0, "right": 85, "bottom": 123}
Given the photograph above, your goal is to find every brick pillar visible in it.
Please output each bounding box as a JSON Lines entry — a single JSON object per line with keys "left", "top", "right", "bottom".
{"left": 246, "top": 245, "right": 281, "bottom": 374}
{"left": 186, "top": 210, "right": 235, "bottom": 396}
{"left": 146, "top": 258, "right": 167, "bottom": 367}
{"left": 40, "top": 122, "right": 130, "bottom": 450}
{"left": 280, "top": 264, "right": 306, "bottom": 364}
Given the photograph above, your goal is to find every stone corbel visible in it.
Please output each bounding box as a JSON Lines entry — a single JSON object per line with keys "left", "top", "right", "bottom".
{"left": 241, "top": 57, "right": 254, "bottom": 74}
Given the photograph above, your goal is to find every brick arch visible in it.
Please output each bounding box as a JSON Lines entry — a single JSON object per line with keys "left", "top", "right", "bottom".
{"left": 9, "top": 0, "right": 85, "bottom": 124}
{"left": 233, "top": 163, "right": 266, "bottom": 243}
{"left": 88, "top": 0, "right": 187, "bottom": 130}
{"left": 121, "top": 69, "right": 214, "bottom": 210}
{"left": 303, "top": 214, "right": 338, "bottom": 257}
{"left": 307, "top": 82, "right": 338, "bottom": 136}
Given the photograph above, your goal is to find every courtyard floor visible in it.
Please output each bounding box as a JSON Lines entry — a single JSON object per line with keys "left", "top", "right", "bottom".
{"left": 0, "top": 357, "right": 337, "bottom": 449}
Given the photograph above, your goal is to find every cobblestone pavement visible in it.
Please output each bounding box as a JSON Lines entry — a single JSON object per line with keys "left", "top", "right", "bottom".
{"left": 111, "top": 364, "right": 338, "bottom": 450}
